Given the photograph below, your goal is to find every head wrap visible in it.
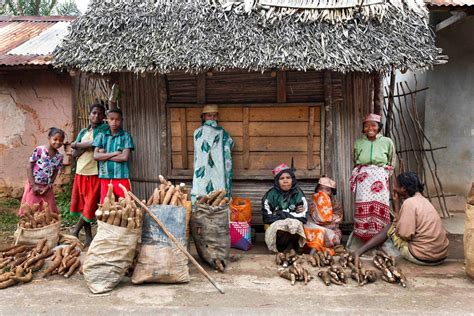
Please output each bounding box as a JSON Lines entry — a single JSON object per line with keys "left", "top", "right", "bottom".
{"left": 318, "top": 177, "right": 337, "bottom": 189}
{"left": 363, "top": 113, "right": 381, "bottom": 123}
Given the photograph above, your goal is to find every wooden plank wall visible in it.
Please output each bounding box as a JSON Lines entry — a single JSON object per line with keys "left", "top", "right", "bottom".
{"left": 118, "top": 73, "right": 166, "bottom": 200}
{"left": 332, "top": 72, "right": 374, "bottom": 224}
{"left": 169, "top": 105, "right": 322, "bottom": 178}
{"left": 113, "top": 70, "right": 373, "bottom": 225}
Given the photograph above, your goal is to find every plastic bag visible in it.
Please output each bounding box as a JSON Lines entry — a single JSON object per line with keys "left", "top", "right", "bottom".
{"left": 230, "top": 198, "right": 252, "bottom": 222}
{"left": 191, "top": 203, "right": 230, "bottom": 269}
{"left": 230, "top": 221, "right": 252, "bottom": 251}
{"left": 83, "top": 221, "right": 140, "bottom": 294}
{"left": 132, "top": 205, "right": 189, "bottom": 284}
{"left": 13, "top": 221, "right": 60, "bottom": 249}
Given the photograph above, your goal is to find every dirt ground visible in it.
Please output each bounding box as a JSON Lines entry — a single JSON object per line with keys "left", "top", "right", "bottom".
{"left": 1, "top": 203, "right": 473, "bottom": 315}
{"left": 1, "top": 243, "right": 473, "bottom": 315}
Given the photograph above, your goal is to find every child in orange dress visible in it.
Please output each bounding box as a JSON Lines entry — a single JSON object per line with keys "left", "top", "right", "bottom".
{"left": 304, "top": 177, "right": 343, "bottom": 256}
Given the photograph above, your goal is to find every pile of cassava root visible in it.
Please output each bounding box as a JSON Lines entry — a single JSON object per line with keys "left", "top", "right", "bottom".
{"left": 42, "top": 242, "right": 81, "bottom": 279}
{"left": 95, "top": 184, "right": 143, "bottom": 229}
{"left": 18, "top": 202, "right": 59, "bottom": 229}
{"left": 275, "top": 249, "right": 405, "bottom": 288}
{"left": 0, "top": 239, "right": 82, "bottom": 289}
{"left": 196, "top": 189, "right": 229, "bottom": 207}
{"left": 373, "top": 250, "right": 407, "bottom": 287}
{"left": 147, "top": 175, "right": 188, "bottom": 206}
{"left": 275, "top": 249, "right": 313, "bottom": 285}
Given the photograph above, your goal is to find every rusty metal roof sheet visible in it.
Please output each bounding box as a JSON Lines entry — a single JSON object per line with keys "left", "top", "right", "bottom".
{"left": 0, "top": 16, "right": 73, "bottom": 67}
{"left": 8, "top": 21, "right": 70, "bottom": 55}
{"left": 425, "top": 0, "right": 474, "bottom": 5}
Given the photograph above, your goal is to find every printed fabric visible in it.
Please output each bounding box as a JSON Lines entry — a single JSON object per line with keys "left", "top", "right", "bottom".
{"left": 304, "top": 192, "right": 342, "bottom": 255}
{"left": 29, "top": 146, "right": 63, "bottom": 185}
{"left": 264, "top": 218, "right": 307, "bottom": 253}
{"left": 191, "top": 121, "right": 234, "bottom": 202}
{"left": 350, "top": 164, "right": 391, "bottom": 241}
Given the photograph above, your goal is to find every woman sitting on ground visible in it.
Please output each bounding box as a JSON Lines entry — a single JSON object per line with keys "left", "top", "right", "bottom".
{"left": 262, "top": 163, "right": 308, "bottom": 253}
{"left": 354, "top": 172, "right": 449, "bottom": 266}
{"left": 304, "top": 177, "right": 343, "bottom": 256}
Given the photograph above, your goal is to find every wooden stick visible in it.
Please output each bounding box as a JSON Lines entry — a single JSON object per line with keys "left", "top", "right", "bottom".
{"left": 120, "top": 185, "right": 225, "bottom": 294}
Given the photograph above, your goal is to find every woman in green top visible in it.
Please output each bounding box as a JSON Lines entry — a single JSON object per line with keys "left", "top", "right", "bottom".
{"left": 349, "top": 113, "right": 396, "bottom": 242}
{"left": 262, "top": 163, "right": 308, "bottom": 252}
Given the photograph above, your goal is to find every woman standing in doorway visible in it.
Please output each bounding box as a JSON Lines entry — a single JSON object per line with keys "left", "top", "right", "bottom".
{"left": 191, "top": 105, "right": 234, "bottom": 203}
{"left": 349, "top": 113, "right": 396, "bottom": 244}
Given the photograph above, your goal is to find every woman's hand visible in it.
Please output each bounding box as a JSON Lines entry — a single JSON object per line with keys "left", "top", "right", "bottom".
{"left": 392, "top": 190, "right": 400, "bottom": 201}
{"left": 296, "top": 205, "right": 305, "bottom": 213}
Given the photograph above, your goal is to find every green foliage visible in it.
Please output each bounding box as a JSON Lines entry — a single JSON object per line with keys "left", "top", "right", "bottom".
{"left": 2, "top": 0, "right": 81, "bottom": 16}
{"left": 55, "top": 0, "right": 80, "bottom": 16}
{"left": 56, "top": 177, "right": 77, "bottom": 226}
{"left": 0, "top": 211, "right": 19, "bottom": 232}
{"left": 0, "top": 198, "right": 20, "bottom": 209}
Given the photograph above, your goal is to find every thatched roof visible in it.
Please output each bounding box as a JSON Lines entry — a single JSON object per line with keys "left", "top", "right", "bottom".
{"left": 53, "top": 0, "right": 439, "bottom": 74}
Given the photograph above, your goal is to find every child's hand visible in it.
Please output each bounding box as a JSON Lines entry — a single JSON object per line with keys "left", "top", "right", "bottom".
{"left": 32, "top": 184, "right": 42, "bottom": 195}
{"left": 98, "top": 148, "right": 105, "bottom": 153}
{"left": 39, "top": 187, "right": 48, "bottom": 195}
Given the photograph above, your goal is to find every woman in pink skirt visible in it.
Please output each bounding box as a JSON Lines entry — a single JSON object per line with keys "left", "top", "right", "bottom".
{"left": 19, "top": 127, "right": 65, "bottom": 215}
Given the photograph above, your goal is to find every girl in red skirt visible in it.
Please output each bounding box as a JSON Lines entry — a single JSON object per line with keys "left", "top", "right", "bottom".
{"left": 20, "top": 128, "right": 65, "bottom": 216}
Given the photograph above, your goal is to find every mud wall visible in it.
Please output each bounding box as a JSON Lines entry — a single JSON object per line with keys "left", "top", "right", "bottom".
{"left": 0, "top": 69, "right": 73, "bottom": 198}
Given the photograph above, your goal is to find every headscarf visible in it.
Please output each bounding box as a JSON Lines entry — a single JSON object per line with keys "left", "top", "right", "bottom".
{"left": 273, "top": 168, "right": 301, "bottom": 204}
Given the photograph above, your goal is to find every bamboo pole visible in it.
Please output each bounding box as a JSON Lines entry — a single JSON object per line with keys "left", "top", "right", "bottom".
{"left": 120, "top": 185, "right": 225, "bottom": 294}
{"left": 402, "top": 82, "right": 449, "bottom": 217}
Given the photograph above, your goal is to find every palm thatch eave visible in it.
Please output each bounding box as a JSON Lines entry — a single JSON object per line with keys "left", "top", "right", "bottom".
{"left": 53, "top": 0, "right": 439, "bottom": 75}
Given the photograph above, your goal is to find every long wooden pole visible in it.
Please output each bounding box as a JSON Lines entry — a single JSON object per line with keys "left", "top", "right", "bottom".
{"left": 120, "top": 185, "right": 225, "bottom": 294}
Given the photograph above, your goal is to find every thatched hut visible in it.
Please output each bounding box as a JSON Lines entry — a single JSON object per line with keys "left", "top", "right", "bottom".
{"left": 54, "top": 0, "right": 440, "bottom": 226}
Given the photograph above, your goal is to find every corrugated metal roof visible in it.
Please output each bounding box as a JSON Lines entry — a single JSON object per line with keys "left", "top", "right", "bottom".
{"left": 8, "top": 22, "right": 70, "bottom": 55}
{"left": 425, "top": 0, "right": 474, "bottom": 5}
{"left": 0, "top": 16, "right": 73, "bottom": 67}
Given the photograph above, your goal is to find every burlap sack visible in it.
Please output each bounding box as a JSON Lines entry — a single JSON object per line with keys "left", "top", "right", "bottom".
{"left": 465, "top": 203, "right": 474, "bottom": 279}
{"left": 191, "top": 203, "right": 230, "bottom": 269}
{"left": 13, "top": 221, "right": 60, "bottom": 249}
{"left": 132, "top": 205, "right": 189, "bottom": 284}
{"left": 83, "top": 221, "right": 140, "bottom": 294}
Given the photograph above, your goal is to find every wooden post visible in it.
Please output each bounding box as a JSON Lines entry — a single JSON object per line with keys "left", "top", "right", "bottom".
{"left": 385, "top": 70, "right": 396, "bottom": 137}
{"left": 243, "top": 107, "right": 250, "bottom": 169}
{"left": 180, "top": 108, "right": 188, "bottom": 169}
{"left": 373, "top": 72, "right": 384, "bottom": 115}
{"left": 197, "top": 73, "right": 206, "bottom": 104}
{"left": 307, "top": 107, "right": 315, "bottom": 170}
{"left": 277, "top": 71, "right": 287, "bottom": 103}
{"left": 323, "top": 70, "right": 333, "bottom": 177}
{"left": 158, "top": 75, "right": 170, "bottom": 176}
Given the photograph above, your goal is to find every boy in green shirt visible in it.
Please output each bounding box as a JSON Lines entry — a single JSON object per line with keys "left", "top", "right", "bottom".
{"left": 93, "top": 108, "right": 135, "bottom": 202}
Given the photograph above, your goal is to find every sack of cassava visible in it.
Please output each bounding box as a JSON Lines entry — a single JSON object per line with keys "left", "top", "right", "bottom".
{"left": 14, "top": 202, "right": 61, "bottom": 248}
{"left": 191, "top": 201, "right": 230, "bottom": 271}
{"left": 465, "top": 203, "right": 474, "bottom": 279}
{"left": 14, "top": 221, "right": 61, "bottom": 249}
{"left": 132, "top": 205, "right": 189, "bottom": 284}
{"left": 83, "top": 221, "right": 140, "bottom": 294}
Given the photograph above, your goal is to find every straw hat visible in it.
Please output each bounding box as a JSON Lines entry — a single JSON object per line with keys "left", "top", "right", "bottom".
{"left": 202, "top": 104, "right": 219, "bottom": 114}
